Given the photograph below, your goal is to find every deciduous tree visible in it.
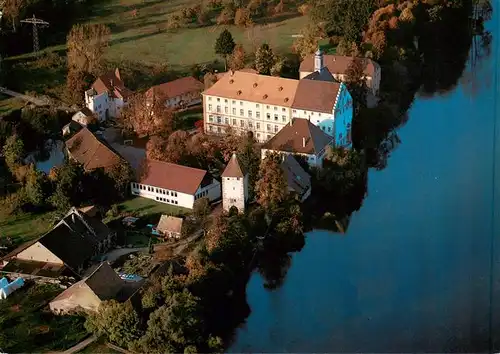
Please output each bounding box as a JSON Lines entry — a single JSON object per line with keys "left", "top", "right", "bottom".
{"left": 214, "top": 29, "right": 236, "bottom": 70}
{"left": 3, "top": 134, "right": 24, "bottom": 174}
{"left": 229, "top": 44, "right": 246, "bottom": 70}
{"left": 107, "top": 159, "right": 134, "bottom": 199}
{"left": 3, "top": 0, "right": 24, "bottom": 32}
{"left": 67, "top": 23, "right": 111, "bottom": 74}
{"left": 255, "top": 43, "right": 276, "bottom": 75}
{"left": 345, "top": 57, "right": 368, "bottom": 110}
{"left": 65, "top": 68, "right": 95, "bottom": 105}
{"left": 292, "top": 25, "right": 320, "bottom": 59}
{"left": 255, "top": 152, "right": 288, "bottom": 211}
{"left": 25, "top": 164, "right": 50, "bottom": 208}
{"left": 234, "top": 8, "right": 252, "bottom": 27}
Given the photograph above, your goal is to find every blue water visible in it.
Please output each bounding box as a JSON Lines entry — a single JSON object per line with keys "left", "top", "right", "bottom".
{"left": 229, "top": 9, "right": 498, "bottom": 353}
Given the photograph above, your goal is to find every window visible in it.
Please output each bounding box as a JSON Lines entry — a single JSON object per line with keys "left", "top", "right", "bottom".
{"left": 166, "top": 191, "right": 170, "bottom": 196}
{"left": 256, "top": 111, "right": 260, "bottom": 118}
{"left": 256, "top": 122, "right": 260, "bottom": 129}
{"left": 225, "top": 99, "right": 228, "bottom": 103}
{"left": 225, "top": 117, "right": 229, "bottom": 124}
{"left": 293, "top": 109, "right": 297, "bottom": 113}
{"left": 327, "top": 126, "right": 331, "bottom": 132}
{"left": 274, "top": 125, "right": 278, "bottom": 133}
{"left": 208, "top": 97, "right": 212, "bottom": 101}
{"left": 248, "top": 110, "right": 252, "bottom": 118}
{"left": 209, "top": 126, "right": 213, "bottom": 131}
{"left": 217, "top": 127, "right": 221, "bottom": 133}
{"left": 266, "top": 113, "right": 271, "bottom": 120}
{"left": 240, "top": 101, "right": 243, "bottom": 106}
{"left": 217, "top": 105, "right": 221, "bottom": 113}
{"left": 267, "top": 124, "right": 271, "bottom": 131}
{"left": 303, "top": 111, "right": 306, "bottom": 114}
{"left": 266, "top": 105, "right": 270, "bottom": 109}
{"left": 217, "top": 116, "right": 222, "bottom": 124}
{"left": 225, "top": 107, "right": 228, "bottom": 113}
{"left": 232, "top": 119, "right": 237, "bottom": 125}
{"left": 208, "top": 104, "right": 212, "bottom": 111}
{"left": 217, "top": 98, "right": 220, "bottom": 102}
{"left": 240, "top": 109, "right": 244, "bottom": 116}
{"left": 267, "top": 134, "right": 271, "bottom": 140}
{"left": 240, "top": 120, "right": 244, "bottom": 127}
{"left": 274, "top": 107, "right": 277, "bottom": 111}
{"left": 249, "top": 121, "right": 253, "bottom": 128}
{"left": 232, "top": 108, "right": 236, "bottom": 115}
{"left": 208, "top": 115, "right": 213, "bottom": 122}
{"left": 282, "top": 115, "right": 286, "bottom": 122}
{"left": 256, "top": 104, "right": 260, "bottom": 108}
{"left": 311, "top": 112, "right": 314, "bottom": 115}
{"left": 319, "top": 113, "right": 322, "bottom": 117}
{"left": 232, "top": 100, "right": 236, "bottom": 104}
{"left": 257, "top": 133, "right": 261, "bottom": 138}
{"left": 274, "top": 114, "right": 278, "bottom": 121}
{"left": 282, "top": 108, "right": 286, "bottom": 112}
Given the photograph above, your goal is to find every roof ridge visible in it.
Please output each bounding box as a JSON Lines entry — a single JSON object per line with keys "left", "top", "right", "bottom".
{"left": 147, "top": 159, "right": 207, "bottom": 173}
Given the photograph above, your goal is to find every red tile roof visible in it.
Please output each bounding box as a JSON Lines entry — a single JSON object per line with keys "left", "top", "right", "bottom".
{"left": 300, "top": 55, "right": 379, "bottom": 77}
{"left": 65, "top": 128, "right": 122, "bottom": 171}
{"left": 222, "top": 153, "right": 245, "bottom": 177}
{"left": 92, "top": 68, "right": 133, "bottom": 99}
{"left": 146, "top": 77, "right": 204, "bottom": 100}
{"left": 138, "top": 160, "right": 209, "bottom": 195}
{"left": 263, "top": 118, "right": 333, "bottom": 155}
{"left": 291, "top": 80, "right": 341, "bottom": 114}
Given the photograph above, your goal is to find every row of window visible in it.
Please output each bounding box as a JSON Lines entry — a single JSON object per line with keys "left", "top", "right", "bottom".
{"left": 195, "top": 190, "right": 209, "bottom": 200}
{"left": 132, "top": 183, "right": 178, "bottom": 197}
{"left": 208, "top": 97, "right": 287, "bottom": 111}
{"left": 156, "top": 196, "right": 179, "bottom": 205}
{"left": 207, "top": 100, "right": 325, "bottom": 118}
{"left": 207, "top": 115, "right": 284, "bottom": 133}
{"left": 206, "top": 125, "right": 271, "bottom": 141}
{"left": 207, "top": 105, "right": 290, "bottom": 122}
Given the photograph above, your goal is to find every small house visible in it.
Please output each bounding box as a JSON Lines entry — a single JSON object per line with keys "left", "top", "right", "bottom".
{"left": 156, "top": 215, "right": 183, "bottom": 239}
{"left": 146, "top": 77, "right": 204, "bottom": 110}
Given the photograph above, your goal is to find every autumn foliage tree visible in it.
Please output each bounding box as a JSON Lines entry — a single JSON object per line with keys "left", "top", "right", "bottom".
{"left": 3, "top": 0, "right": 25, "bottom": 32}
{"left": 229, "top": 44, "right": 246, "bottom": 70}
{"left": 234, "top": 8, "right": 252, "bottom": 27}
{"left": 67, "top": 23, "right": 111, "bottom": 75}
{"left": 119, "top": 93, "right": 175, "bottom": 138}
{"left": 255, "top": 152, "right": 288, "bottom": 211}
{"left": 255, "top": 43, "right": 276, "bottom": 75}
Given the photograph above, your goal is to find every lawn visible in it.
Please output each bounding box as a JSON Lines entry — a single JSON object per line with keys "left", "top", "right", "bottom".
{"left": 0, "top": 209, "right": 56, "bottom": 249}
{"left": 0, "top": 282, "right": 87, "bottom": 353}
{"left": 114, "top": 196, "right": 190, "bottom": 220}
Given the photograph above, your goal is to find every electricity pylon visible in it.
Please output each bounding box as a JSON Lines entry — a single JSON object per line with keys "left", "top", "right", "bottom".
{"left": 21, "top": 15, "right": 49, "bottom": 54}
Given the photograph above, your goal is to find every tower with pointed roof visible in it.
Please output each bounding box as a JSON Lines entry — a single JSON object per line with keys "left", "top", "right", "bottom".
{"left": 314, "top": 47, "right": 324, "bottom": 72}
{"left": 222, "top": 153, "right": 249, "bottom": 213}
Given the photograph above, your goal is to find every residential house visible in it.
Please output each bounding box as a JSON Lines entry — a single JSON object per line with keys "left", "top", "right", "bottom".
{"left": 261, "top": 118, "right": 334, "bottom": 168}
{"left": 85, "top": 68, "right": 133, "bottom": 121}
{"left": 131, "top": 159, "right": 221, "bottom": 210}
{"left": 299, "top": 49, "right": 381, "bottom": 95}
{"left": 65, "top": 127, "right": 123, "bottom": 172}
{"left": 202, "top": 68, "right": 353, "bottom": 147}
{"left": 156, "top": 215, "right": 183, "bottom": 239}
{"left": 146, "top": 77, "right": 204, "bottom": 109}
{"left": 0, "top": 208, "right": 116, "bottom": 280}
{"left": 280, "top": 154, "right": 312, "bottom": 202}
{"left": 221, "top": 153, "right": 249, "bottom": 213}
{"left": 72, "top": 107, "right": 96, "bottom": 126}
{"left": 49, "top": 262, "right": 123, "bottom": 314}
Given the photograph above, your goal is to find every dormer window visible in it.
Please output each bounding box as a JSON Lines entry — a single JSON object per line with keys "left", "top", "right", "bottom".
{"left": 278, "top": 86, "right": 283, "bottom": 91}
{"left": 237, "top": 90, "right": 242, "bottom": 95}
{"left": 253, "top": 83, "right": 258, "bottom": 88}
{"left": 230, "top": 79, "right": 234, "bottom": 84}
{"left": 263, "top": 94, "right": 268, "bottom": 99}
{"left": 284, "top": 98, "right": 289, "bottom": 102}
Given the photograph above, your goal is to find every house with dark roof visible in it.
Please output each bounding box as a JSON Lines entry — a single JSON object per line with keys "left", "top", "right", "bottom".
{"left": 221, "top": 153, "right": 249, "bottom": 213}
{"left": 49, "top": 262, "right": 125, "bottom": 314}
{"left": 85, "top": 68, "right": 133, "bottom": 121}
{"left": 202, "top": 63, "right": 353, "bottom": 148}
{"left": 262, "top": 118, "right": 334, "bottom": 168}
{"left": 280, "top": 154, "right": 312, "bottom": 202}
{"left": 130, "top": 159, "right": 221, "bottom": 209}
{"left": 146, "top": 77, "right": 204, "bottom": 110}
{"left": 65, "top": 128, "right": 124, "bottom": 172}
{"left": 0, "top": 208, "right": 116, "bottom": 281}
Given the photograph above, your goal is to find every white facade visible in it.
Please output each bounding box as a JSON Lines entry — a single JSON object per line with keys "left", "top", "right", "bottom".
{"left": 165, "top": 94, "right": 202, "bottom": 109}
{"left": 261, "top": 148, "right": 327, "bottom": 168}
{"left": 222, "top": 174, "right": 249, "bottom": 213}
{"left": 85, "top": 90, "right": 125, "bottom": 122}
{"left": 203, "top": 95, "right": 293, "bottom": 143}
{"left": 130, "top": 179, "right": 221, "bottom": 210}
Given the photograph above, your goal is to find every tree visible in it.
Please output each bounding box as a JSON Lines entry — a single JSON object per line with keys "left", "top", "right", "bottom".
{"left": 49, "top": 161, "right": 86, "bottom": 210}
{"left": 85, "top": 301, "right": 142, "bottom": 349}
{"left": 255, "top": 43, "right": 276, "bottom": 75}
{"left": 292, "top": 25, "right": 320, "bottom": 59}
{"left": 214, "top": 29, "right": 236, "bottom": 70}
{"left": 345, "top": 57, "right": 368, "bottom": 110}
{"left": 216, "top": 7, "right": 235, "bottom": 25}
{"left": 25, "top": 164, "right": 50, "bottom": 208}
{"left": 234, "top": 8, "right": 252, "bottom": 27}
{"left": 146, "top": 131, "right": 189, "bottom": 164}
{"left": 119, "top": 93, "right": 174, "bottom": 138}
{"left": 67, "top": 23, "right": 111, "bottom": 74}
{"left": 193, "top": 197, "right": 211, "bottom": 221}
{"left": 270, "top": 55, "right": 285, "bottom": 76}
{"left": 3, "top": 134, "right": 24, "bottom": 174}
{"left": 3, "top": 0, "right": 24, "bottom": 32}
{"left": 107, "top": 159, "right": 134, "bottom": 199}
{"left": 65, "top": 68, "right": 95, "bottom": 105}
{"left": 255, "top": 153, "right": 288, "bottom": 211}
{"left": 229, "top": 44, "right": 246, "bottom": 70}
{"left": 237, "top": 133, "right": 260, "bottom": 200}
{"left": 203, "top": 72, "right": 218, "bottom": 89}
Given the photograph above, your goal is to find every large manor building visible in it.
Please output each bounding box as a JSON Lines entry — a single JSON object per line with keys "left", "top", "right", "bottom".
{"left": 202, "top": 49, "right": 354, "bottom": 148}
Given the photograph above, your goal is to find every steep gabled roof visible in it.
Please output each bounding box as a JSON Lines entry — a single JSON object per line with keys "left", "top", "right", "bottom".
{"left": 138, "top": 160, "right": 209, "bottom": 195}
{"left": 300, "top": 55, "right": 379, "bottom": 77}
{"left": 66, "top": 128, "right": 123, "bottom": 171}
{"left": 222, "top": 153, "right": 246, "bottom": 178}
{"left": 91, "top": 68, "right": 133, "bottom": 99}
{"left": 280, "top": 155, "right": 311, "bottom": 197}
{"left": 263, "top": 118, "right": 333, "bottom": 155}
{"left": 147, "top": 77, "right": 204, "bottom": 100}
{"left": 291, "top": 80, "right": 341, "bottom": 114}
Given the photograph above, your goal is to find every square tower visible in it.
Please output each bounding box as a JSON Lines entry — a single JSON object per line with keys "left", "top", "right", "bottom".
{"left": 222, "top": 153, "right": 249, "bottom": 213}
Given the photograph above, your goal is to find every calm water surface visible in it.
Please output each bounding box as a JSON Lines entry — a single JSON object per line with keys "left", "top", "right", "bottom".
{"left": 229, "top": 9, "right": 498, "bottom": 353}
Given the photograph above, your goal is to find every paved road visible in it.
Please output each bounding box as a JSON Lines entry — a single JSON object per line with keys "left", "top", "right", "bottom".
{"left": 58, "top": 335, "right": 98, "bottom": 354}
{"left": 0, "top": 86, "right": 48, "bottom": 106}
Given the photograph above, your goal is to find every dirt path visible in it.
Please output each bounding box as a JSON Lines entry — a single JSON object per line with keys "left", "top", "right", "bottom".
{"left": 59, "top": 335, "right": 98, "bottom": 354}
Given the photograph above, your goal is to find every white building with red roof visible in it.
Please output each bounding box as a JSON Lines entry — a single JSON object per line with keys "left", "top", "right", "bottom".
{"left": 146, "top": 77, "right": 204, "bottom": 110}
{"left": 221, "top": 153, "right": 248, "bottom": 213}
{"left": 85, "top": 68, "right": 133, "bottom": 121}
{"left": 130, "top": 160, "right": 221, "bottom": 209}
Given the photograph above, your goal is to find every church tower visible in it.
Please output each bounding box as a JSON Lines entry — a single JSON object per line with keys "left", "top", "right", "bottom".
{"left": 314, "top": 47, "right": 324, "bottom": 72}
{"left": 222, "top": 153, "right": 249, "bottom": 213}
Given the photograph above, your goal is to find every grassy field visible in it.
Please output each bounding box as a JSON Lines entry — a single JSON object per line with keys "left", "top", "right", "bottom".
{"left": 0, "top": 282, "right": 87, "bottom": 353}
{"left": 114, "top": 196, "right": 189, "bottom": 219}
{"left": 0, "top": 209, "right": 56, "bottom": 248}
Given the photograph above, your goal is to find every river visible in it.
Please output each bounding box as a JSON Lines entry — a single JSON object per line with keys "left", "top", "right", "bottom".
{"left": 229, "top": 6, "right": 498, "bottom": 353}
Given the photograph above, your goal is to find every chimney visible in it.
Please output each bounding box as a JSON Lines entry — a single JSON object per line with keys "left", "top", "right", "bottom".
{"left": 302, "top": 137, "right": 306, "bottom": 148}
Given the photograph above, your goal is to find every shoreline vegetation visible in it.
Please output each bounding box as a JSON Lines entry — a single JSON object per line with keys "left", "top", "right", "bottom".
{"left": 0, "top": 0, "right": 492, "bottom": 352}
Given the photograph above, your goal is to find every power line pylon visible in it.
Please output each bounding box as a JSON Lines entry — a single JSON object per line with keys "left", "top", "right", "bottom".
{"left": 21, "top": 15, "right": 49, "bottom": 54}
